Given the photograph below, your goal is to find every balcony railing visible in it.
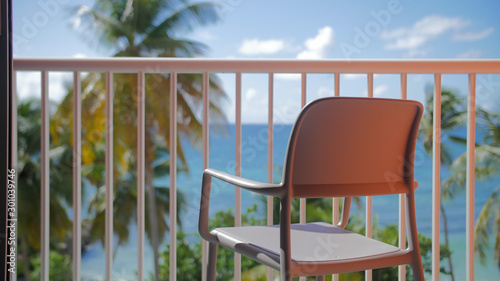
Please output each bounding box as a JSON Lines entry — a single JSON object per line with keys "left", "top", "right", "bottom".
{"left": 12, "top": 58, "right": 500, "bottom": 281}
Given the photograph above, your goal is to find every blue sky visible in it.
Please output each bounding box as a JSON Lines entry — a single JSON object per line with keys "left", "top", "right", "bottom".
{"left": 13, "top": 0, "right": 500, "bottom": 59}
{"left": 12, "top": 0, "right": 500, "bottom": 123}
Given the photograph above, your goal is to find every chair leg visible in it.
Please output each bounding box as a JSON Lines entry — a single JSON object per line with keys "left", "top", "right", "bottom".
{"left": 316, "top": 275, "right": 325, "bottom": 281}
{"left": 206, "top": 242, "right": 218, "bottom": 281}
{"left": 410, "top": 259, "right": 425, "bottom": 281}
{"left": 280, "top": 270, "right": 291, "bottom": 281}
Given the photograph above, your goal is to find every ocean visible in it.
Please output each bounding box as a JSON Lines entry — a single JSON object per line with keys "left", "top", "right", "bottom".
{"left": 81, "top": 124, "right": 500, "bottom": 280}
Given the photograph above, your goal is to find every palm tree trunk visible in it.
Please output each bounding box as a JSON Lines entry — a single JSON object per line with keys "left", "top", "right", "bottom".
{"left": 22, "top": 234, "right": 31, "bottom": 281}
{"left": 113, "top": 242, "right": 119, "bottom": 260}
{"left": 440, "top": 202, "right": 455, "bottom": 281}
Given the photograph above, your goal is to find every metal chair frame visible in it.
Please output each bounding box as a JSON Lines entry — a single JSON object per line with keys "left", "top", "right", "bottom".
{"left": 199, "top": 97, "right": 425, "bottom": 281}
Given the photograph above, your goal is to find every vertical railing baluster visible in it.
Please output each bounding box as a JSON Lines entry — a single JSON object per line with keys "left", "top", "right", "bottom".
{"left": 365, "top": 73, "right": 374, "bottom": 281}
{"left": 170, "top": 72, "right": 178, "bottom": 281}
{"left": 300, "top": 73, "right": 306, "bottom": 219}
{"left": 267, "top": 72, "right": 274, "bottom": 281}
{"left": 202, "top": 72, "right": 210, "bottom": 281}
{"left": 399, "top": 73, "right": 407, "bottom": 281}
{"left": 299, "top": 72, "right": 307, "bottom": 281}
{"left": 334, "top": 73, "right": 340, "bottom": 97}
{"left": 40, "top": 70, "right": 50, "bottom": 281}
{"left": 105, "top": 72, "right": 114, "bottom": 281}
{"left": 73, "top": 71, "right": 82, "bottom": 281}
{"left": 332, "top": 72, "right": 340, "bottom": 281}
{"left": 234, "top": 72, "right": 242, "bottom": 281}
{"left": 466, "top": 73, "right": 476, "bottom": 281}
{"left": 432, "top": 73, "right": 442, "bottom": 281}
{"left": 137, "top": 71, "right": 146, "bottom": 281}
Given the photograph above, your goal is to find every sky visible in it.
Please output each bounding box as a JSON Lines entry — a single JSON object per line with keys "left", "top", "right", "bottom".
{"left": 12, "top": 0, "right": 500, "bottom": 123}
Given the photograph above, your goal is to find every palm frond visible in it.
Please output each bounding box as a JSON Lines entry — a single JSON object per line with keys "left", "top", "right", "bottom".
{"left": 475, "top": 186, "right": 500, "bottom": 265}
{"left": 72, "top": 4, "right": 133, "bottom": 50}
{"left": 139, "top": 36, "right": 209, "bottom": 57}
{"left": 494, "top": 206, "right": 500, "bottom": 268}
{"left": 147, "top": 2, "right": 220, "bottom": 38}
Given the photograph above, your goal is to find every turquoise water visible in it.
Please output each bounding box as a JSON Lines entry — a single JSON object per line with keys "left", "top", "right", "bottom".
{"left": 81, "top": 124, "right": 500, "bottom": 280}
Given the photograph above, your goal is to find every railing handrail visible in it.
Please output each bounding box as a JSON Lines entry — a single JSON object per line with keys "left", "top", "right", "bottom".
{"left": 13, "top": 57, "right": 500, "bottom": 73}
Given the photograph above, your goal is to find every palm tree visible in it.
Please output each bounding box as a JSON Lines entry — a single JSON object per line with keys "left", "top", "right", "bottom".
{"left": 419, "top": 87, "right": 468, "bottom": 281}
{"left": 17, "top": 99, "right": 73, "bottom": 281}
{"left": 443, "top": 109, "right": 500, "bottom": 269}
{"left": 51, "top": 0, "right": 227, "bottom": 280}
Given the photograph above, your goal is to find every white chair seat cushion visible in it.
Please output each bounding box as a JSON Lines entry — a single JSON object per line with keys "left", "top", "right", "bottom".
{"left": 213, "top": 222, "right": 400, "bottom": 263}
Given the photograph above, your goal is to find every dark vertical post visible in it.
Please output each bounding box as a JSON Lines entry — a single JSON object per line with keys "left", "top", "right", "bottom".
{"left": 1, "top": 0, "right": 13, "bottom": 280}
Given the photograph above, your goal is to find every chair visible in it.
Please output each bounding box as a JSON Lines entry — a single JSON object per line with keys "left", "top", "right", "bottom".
{"left": 199, "top": 97, "right": 425, "bottom": 281}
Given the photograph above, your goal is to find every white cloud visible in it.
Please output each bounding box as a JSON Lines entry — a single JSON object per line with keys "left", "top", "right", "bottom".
{"left": 275, "top": 26, "right": 335, "bottom": 78}
{"left": 386, "top": 35, "right": 427, "bottom": 50}
{"left": 275, "top": 73, "right": 301, "bottom": 80}
{"left": 342, "top": 74, "right": 381, "bottom": 80}
{"left": 297, "top": 26, "right": 334, "bottom": 59}
{"left": 380, "top": 27, "right": 407, "bottom": 39}
{"left": 343, "top": 73, "right": 365, "bottom": 80}
{"left": 407, "top": 48, "right": 432, "bottom": 57}
{"left": 373, "top": 85, "right": 388, "bottom": 97}
{"left": 238, "top": 88, "right": 269, "bottom": 123}
{"left": 15, "top": 72, "right": 41, "bottom": 101}
{"left": 381, "top": 15, "right": 469, "bottom": 55}
{"left": 456, "top": 49, "right": 482, "bottom": 58}
{"left": 362, "top": 85, "right": 388, "bottom": 97}
{"left": 412, "top": 15, "right": 468, "bottom": 37}
{"left": 317, "top": 86, "right": 334, "bottom": 98}
{"left": 71, "top": 5, "right": 91, "bottom": 30}
{"left": 73, "top": 53, "right": 87, "bottom": 58}
{"left": 238, "top": 39, "right": 285, "bottom": 55}
{"left": 453, "top": 27, "right": 494, "bottom": 41}
{"left": 238, "top": 26, "right": 334, "bottom": 59}
{"left": 16, "top": 72, "right": 72, "bottom": 102}
{"left": 245, "top": 88, "right": 258, "bottom": 101}
{"left": 274, "top": 100, "right": 302, "bottom": 124}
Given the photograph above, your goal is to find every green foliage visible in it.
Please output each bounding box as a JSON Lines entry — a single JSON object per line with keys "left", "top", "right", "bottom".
{"left": 209, "top": 205, "right": 263, "bottom": 281}
{"left": 475, "top": 186, "right": 500, "bottom": 268}
{"left": 156, "top": 205, "right": 262, "bottom": 281}
{"left": 51, "top": 2, "right": 228, "bottom": 266}
{"left": 17, "top": 100, "right": 73, "bottom": 250}
{"left": 437, "top": 94, "right": 500, "bottom": 269}
{"left": 265, "top": 196, "right": 362, "bottom": 225}
{"left": 419, "top": 88, "right": 467, "bottom": 280}
{"left": 343, "top": 217, "right": 452, "bottom": 281}
{"left": 156, "top": 231, "right": 202, "bottom": 281}
{"left": 420, "top": 87, "right": 467, "bottom": 165}
{"left": 29, "top": 251, "right": 72, "bottom": 281}
{"left": 16, "top": 100, "right": 74, "bottom": 280}
{"left": 417, "top": 233, "right": 453, "bottom": 277}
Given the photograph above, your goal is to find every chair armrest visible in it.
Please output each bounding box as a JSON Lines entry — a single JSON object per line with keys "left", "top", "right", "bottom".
{"left": 204, "top": 168, "right": 283, "bottom": 196}
{"left": 199, "top": 168, "right": 283, "bottom": 242}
